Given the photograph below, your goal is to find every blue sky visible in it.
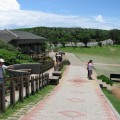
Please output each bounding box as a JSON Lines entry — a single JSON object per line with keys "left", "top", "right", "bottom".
{"left": 0, "top": 0, "right": 120, "bottom": 30}
{"left": 18, "top": 0, "right": 120, "bottom": 16}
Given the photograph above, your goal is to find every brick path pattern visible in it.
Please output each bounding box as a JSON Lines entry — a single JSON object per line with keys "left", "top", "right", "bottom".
{"left": 19, "top": 53, "right": 120, "bottom": 120}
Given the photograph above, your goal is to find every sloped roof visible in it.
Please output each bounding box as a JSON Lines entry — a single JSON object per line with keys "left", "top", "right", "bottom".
{"left": 0, "top": 29, "right": 17, "bottom": 42}
{"left": 0, "top": 29, "right": 46, "bottom": 43}
{"left": 11, "top": 30, "right": 46, "bottom": 40}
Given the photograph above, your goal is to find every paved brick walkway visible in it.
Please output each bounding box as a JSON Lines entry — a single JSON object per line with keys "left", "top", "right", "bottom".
{"left": 19, "top": 53, "right": 120, "bottom": 120}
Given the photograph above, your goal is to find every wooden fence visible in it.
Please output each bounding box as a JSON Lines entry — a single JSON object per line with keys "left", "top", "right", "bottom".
{"left": 0, "top": 73, "right": 49, "bottom": 113}
{"left": 0, "top": 61, "right": 54, "bottom": 113}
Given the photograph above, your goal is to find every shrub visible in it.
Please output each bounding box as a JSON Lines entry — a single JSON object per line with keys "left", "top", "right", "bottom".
{"left": 62, "top": 59, "right": 70, "bottom": 65}
{"left": 53, "top": 47, "right": 58, "bottom": 52}
{"left": 97, "top": 75, "right": 113, "bottom": 86}
{"left": 0, "top": 49, "right": 34, "bottom": 65}
{"left": 0, "top": 40, "right": 16, "bottom": 51}
{"left": 0, "top": 40, "right": 35, "bottom": 63}
{"left": 97, "top": 75, "right": 106, "bottom": 80}
{"left": 98, "top": 41, "right": 102, "bottom": 47}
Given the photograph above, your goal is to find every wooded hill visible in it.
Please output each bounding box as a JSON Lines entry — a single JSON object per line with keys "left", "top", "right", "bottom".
{"left": 17, "top": 27, "right": 120, "bottom": 46}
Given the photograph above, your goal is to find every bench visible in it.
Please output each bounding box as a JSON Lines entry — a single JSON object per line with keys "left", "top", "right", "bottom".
{"left": 49, "top": 76, "right": 59, "bottom": 85}
{"left": 52, "top": 71, "right": 62, "bottom": 79}
{"left": 110, "top": 74, "right": 120, "bottom": 81}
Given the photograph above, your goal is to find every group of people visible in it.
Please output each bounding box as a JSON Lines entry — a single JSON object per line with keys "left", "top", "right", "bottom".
{"left": 55, "top": 52, "right": 94, "bottom": 79}
{"left": 55, "top": 52, "right": 64, "bottom": 64}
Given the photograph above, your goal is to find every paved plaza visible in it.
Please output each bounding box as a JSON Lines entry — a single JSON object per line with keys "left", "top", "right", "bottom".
{"left": 19, "top": 53, "right": 120, "bottom": 120}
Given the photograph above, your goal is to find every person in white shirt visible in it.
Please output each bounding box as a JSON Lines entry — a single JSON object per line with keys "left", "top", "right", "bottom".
{"left": 0, "top": 59, "right": 10, "bottom": 83}
{"left": 0, "top": 58, "right": 13, "bottom": 103}
{"left": 87, "top": 60, "right": 94, "bottom": 80}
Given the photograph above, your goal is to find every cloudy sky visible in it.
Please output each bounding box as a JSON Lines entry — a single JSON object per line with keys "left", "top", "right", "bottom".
{"left": 0, "top": 0, "right": 120, "bottom": 30}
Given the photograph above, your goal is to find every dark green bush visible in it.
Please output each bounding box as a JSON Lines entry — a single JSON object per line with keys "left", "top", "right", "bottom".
{"left": 0, "top": 40, "right": 36, "bottom": 65}
{"left": 53, "top": 47, "right": 58, "bottom": 52}
{"left": 62, "top": 59, "right": 70, "bottom": 65}
{"left": 0, "top": 49, "right": 34, "bottom": 65}
{"left": 97, "top": 75, "right": 106, "bottom": 79}
{"left": 97, "top": 75, "right": 113, "bottom": 86}
{"left": 0, "top": 40, "right": 16, "bottom": 51}
{"left": 98, "top": 41, "right": 102, "bottom": 47}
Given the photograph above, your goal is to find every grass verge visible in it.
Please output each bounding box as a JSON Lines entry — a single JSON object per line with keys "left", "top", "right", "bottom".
{"left": 0, "top": 85, "right": 55, "bottom": 119}
{"left": 102, "top": 88, "right": 120, "bottom": 114}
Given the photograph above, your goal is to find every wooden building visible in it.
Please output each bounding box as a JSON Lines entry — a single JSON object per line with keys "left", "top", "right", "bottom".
{"left": 0, "top": 29, "right": 47, "bottom": 54}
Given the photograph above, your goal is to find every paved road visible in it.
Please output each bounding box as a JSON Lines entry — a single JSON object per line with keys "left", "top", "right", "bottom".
{"left": 19, "top": 53, "right": 120, "bottom": 120}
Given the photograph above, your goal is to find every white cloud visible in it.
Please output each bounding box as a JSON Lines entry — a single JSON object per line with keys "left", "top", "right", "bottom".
{"left": 95, "top": 15, "right": 104, "bottom": 23}
{"left": 0, "top": 0, "right": 20, "bottom": 11}
{"left": 0, "top": 0, "right": 119, "bottom": 30}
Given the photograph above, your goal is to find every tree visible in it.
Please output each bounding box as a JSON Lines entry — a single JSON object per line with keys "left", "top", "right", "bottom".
{"left": 109, "top": 29, "right": 120, "bottom": 45}
{"left": 41, "top": 42, "right": 47, "bottom": 52}
{"left": 59, "top": 37, "right": 66, "bottom": 47}
{"left": 98, "top": 41, "right": 102, "bottom": 47}
{"left": 71, "top": 30, "right": 79, "bottom": 47}
{"left": 80, "top": 34, "right": 90, "bottom": 47}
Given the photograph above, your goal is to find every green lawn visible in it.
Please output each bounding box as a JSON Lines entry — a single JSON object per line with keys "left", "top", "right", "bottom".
{"left": 59, "top": 45, "right": 120, "bottom": 77}
{"left": 102, "top": 88, "right": 120, "bottom": 114}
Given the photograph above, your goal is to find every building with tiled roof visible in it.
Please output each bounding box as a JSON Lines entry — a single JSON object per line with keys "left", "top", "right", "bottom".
{"left": 0, "top": 29, "right": 47, "bottom": 54}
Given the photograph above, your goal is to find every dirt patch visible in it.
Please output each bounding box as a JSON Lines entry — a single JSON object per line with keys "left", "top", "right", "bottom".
{"left": 109, "top": 47, "right": 116, "bottom": 52}
{"left": 112, "top": 87, "right": 120, "bottom": 99}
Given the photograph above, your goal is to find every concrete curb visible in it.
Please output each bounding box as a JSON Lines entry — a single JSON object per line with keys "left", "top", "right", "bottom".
{"left": 95, "top": 80, "right": 120, "bottom": 120}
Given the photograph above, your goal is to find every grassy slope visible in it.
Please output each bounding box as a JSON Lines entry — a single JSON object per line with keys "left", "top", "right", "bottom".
{"left": 59, "top": 45, "right": 120, "bottom": 77}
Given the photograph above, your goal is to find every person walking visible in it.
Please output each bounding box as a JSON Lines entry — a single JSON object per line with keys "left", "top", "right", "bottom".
{"left": 87, "top": 60, "right": 94, "bottom": 80}
{"left": 55, "top": 53, "right": 61, "bottom": 64}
